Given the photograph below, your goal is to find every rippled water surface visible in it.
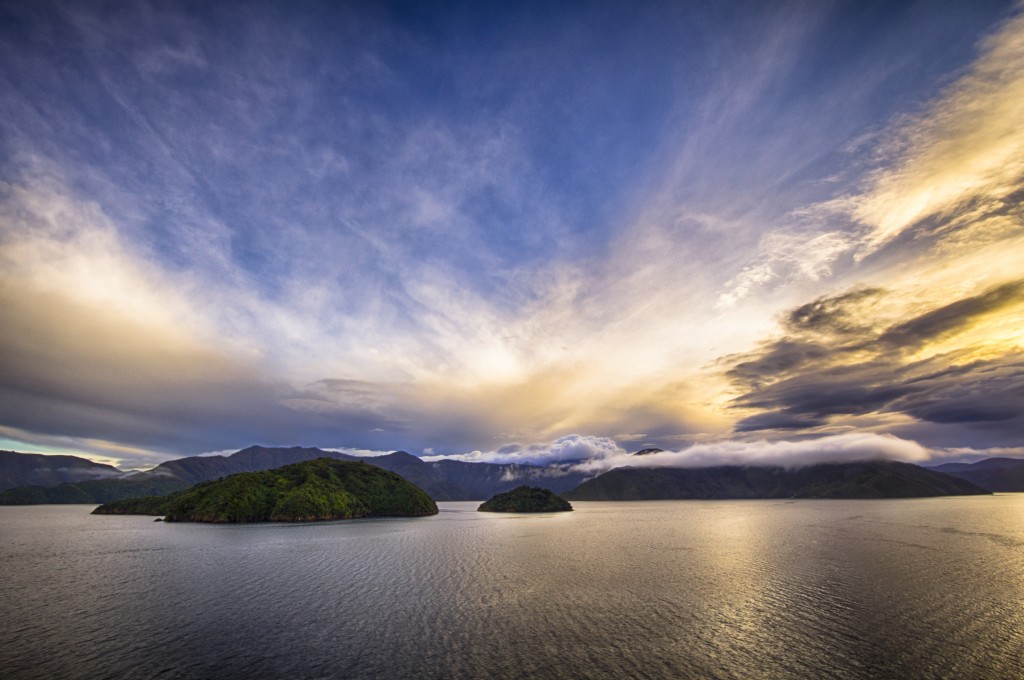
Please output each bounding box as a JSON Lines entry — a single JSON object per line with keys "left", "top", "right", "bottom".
{"left": 3, "top": 498, "right": 1024, "bottom": 678}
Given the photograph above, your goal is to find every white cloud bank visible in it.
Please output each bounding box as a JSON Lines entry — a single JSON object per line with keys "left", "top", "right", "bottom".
{"left": 421, "top": 434, "right": 624, "bottom": 466}
{"left": 424, "top": 432, "right": 933, "bottom": 472}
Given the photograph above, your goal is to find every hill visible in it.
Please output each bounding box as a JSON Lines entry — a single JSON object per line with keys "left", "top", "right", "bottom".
{"left": 929, "top": 457, "right": 1024, "bottom": 491}
{"left": 478, "top": 486, "right": 573, "bottom": 512}
{"left": 0, "top": 476, "right": 189, "bottom": 504}
{"left": 282, "top": 451, "right": 587, "bottom": 500}
{"left": 143, "top": 446, "right": 358, "bottom": 485}
{"left": 565, "top": 461, "right": 990, "bottom": 500}
{"left": 0, "top": 446, "right": 348, "bottom": 504}
{"left": 0, "top": 446, "right": 588, "bottom": 504}
{"left": 0, "top": 451, "right": 123, "bottom": 492}
{"left": 92, "top": 458, "right": 438, "bottom": 522}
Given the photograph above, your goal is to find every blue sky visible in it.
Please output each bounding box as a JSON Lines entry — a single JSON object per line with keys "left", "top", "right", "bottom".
{"left": 1, "top": 0, "right": 1022, "bottom": 468}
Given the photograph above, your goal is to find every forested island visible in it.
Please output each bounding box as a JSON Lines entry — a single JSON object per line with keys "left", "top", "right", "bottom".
{"left": 478, "top": 486, "right": 573, "bottom": 512}
{"left": 92, "top": 458, "right": 438, "bottom": 522}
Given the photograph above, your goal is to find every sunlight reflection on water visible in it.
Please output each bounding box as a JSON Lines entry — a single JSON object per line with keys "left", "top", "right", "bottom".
{"left": 2, "top": 497, "right": 1024, "bottom": 678}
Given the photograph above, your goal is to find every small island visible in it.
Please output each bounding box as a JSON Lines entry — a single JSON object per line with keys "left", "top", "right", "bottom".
{"left": 92, "top": 458, "right": 438, "bottom": 522}
{"left": 478, "top": 486, "right": 573, "bottom": 513}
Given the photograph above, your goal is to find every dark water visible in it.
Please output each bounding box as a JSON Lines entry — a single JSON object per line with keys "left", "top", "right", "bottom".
{"left": 3, "top": 498, "right": 1024, "bottom": 679}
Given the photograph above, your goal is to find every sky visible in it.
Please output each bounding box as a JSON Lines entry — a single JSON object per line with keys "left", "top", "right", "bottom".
{"left": 1, "top": 0, "right": 1022, "bottom": 470}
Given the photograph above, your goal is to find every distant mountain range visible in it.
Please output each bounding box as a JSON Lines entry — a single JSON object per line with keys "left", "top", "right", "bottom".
{"left": 928, "top": 457, "right": 1024, "bottom": 492}
{"left": 0, "top": 447, "right": 1010, "bottom": 505}
{"left": 0, "top": 446, "right": 588, "bottom": 504}
{"left": 566, "top": 461, "right": 990, "bottom": 500}
{"left": 0, "top": 451, "right": 123, "bottom": 492}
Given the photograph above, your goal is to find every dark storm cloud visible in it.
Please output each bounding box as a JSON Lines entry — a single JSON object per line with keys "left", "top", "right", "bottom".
{"left": 728, "top": 280, "right": 1024, "bottom": 438}
{"left": 733, "top": 412, "right": 827, "bottom": 432}
{"left": 785, "top": 287, "right": 884, "bottom": 336}
{"left": 734, "top": 353, "right": 1024, "bottom": 429}
{"left": 879, "top": 280, "right": 1024, "bottom": 350}
{"left": 733, "top": 358, "right": 914, "bottom": 432}
{"left": 893, "top": 356, "right": 1024, "bottom": 424}
{"left": 727, "top": 288, "right": 890, "bottom": 388}
{"left": 726, "top": 340, "right": 833, "bottom": 388}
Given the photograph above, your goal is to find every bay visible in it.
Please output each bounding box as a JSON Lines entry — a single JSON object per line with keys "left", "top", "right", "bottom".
{"left": 2, "top": 497, "right": 1024, "bottom": 679}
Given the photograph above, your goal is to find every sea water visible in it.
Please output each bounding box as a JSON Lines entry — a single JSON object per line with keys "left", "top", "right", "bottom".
{"left": 2, "top": 498, "right": 1024, "bottom": 678}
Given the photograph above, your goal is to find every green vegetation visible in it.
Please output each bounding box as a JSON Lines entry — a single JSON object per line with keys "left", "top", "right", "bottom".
{"left": 92, "top": 458, "right": 438, "bottom": 522}
{"left": 478, "top": 486, "right": 573, "bottom": 513}
{"left": 566, "top": 461, "right": 991, "bottom": 500}
{"left": 0, "top": 477, "right": 189, "bottom": 505}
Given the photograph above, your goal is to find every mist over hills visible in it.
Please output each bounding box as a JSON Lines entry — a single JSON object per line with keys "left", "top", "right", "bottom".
{"left": 0, "top": 451, "right": 123, "bottom": 492}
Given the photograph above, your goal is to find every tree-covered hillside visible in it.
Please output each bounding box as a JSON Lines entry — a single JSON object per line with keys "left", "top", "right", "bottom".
{"left": 93, "top": 458, "right": 438, "bottom": 522}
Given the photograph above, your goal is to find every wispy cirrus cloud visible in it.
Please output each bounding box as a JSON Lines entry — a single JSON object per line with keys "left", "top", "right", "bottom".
{"left": 712, "top": 6, "right": 1024, "bottom": 307}
{"left": 1, "top": 1, "right": 1021, "bottom": 468}
{"left": 833, "top": 8, "right": 1024, "bottom": 255}
{"left": 707, "top": 7, "right": 1024, "bottom": 452}
{"left": 716, "top": 230, "right": 855, "bottom": 309}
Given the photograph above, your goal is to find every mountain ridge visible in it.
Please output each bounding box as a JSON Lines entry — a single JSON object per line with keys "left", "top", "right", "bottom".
{"left": 566, "top": 461, "right": 990, "bottom": 500}
{"left": 4, "top": 447, "right": 1006, "bottom": 505}
{"left": 0, "top": 451, "right": 124, "bottom": 492}
{"left": 0, "top": 446, "right": 588, "bottom": 503}
{"left": 928, "top": 457, "right": 1024, "bottom": 491}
